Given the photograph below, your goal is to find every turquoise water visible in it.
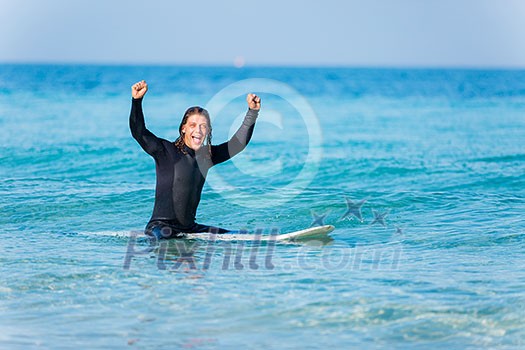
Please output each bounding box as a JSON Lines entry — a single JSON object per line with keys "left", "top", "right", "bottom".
{"left": 1, "top": 65, "right": 525, "bottom": 349}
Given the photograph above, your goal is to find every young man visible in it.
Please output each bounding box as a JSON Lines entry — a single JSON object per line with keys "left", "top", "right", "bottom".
{"left": 129, "top": 80, "right": 261, "bottom": 239}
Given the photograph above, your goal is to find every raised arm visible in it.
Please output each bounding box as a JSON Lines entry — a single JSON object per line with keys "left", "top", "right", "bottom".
{"left": 129, "top": 81, "right": 163, "bottom": 156}
{"left": 211, "top": 94, "right": 261, "bottom": 165}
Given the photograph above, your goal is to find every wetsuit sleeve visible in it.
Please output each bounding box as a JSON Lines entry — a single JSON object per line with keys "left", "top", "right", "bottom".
{"left": 129, "top": 98, "right": 163, "bottom": 156}
{"left": 211, "top": 108, "right": 259, "bottom": 165}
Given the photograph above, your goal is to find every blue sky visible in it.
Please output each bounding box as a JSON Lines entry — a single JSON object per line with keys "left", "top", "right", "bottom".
{"left": 1, "top": 0, "right": 524, "bottom": 67}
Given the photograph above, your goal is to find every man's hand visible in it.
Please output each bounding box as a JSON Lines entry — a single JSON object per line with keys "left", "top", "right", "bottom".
{"left": 246, "top": 93, "right": 261, "bottom": 110}
{"left": 132, "top": 80, "right": 148, "bottom": 99}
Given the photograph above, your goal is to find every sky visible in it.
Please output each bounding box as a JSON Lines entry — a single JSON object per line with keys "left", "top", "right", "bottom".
{"left": 1, "top": 0, "right": 524, "bottom": 67}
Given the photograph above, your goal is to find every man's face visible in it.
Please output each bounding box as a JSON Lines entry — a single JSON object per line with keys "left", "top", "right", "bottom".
{"left": 182, "top": 114, "right": 209, "bottom": 151}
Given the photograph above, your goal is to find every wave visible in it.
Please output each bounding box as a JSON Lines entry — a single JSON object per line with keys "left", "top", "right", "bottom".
{"left": 468, "top": 154, "right": 525, "bottom": 163}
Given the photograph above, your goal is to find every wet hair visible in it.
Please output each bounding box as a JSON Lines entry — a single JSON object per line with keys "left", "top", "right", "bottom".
{"left": 174, "top": 106, "right": 212, "bottom": 156}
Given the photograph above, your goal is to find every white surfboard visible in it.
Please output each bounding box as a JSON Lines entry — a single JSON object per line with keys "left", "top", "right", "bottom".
{"left": 182, "top": 225, "right": 335, "bottom": 242}
{"left": 85, "top": 225, "right": 334, "bottom": 242}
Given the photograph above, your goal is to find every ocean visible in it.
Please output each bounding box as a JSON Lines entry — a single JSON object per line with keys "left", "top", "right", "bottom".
{"left": 1, "top": 64, "right": 524, "bottom": 349}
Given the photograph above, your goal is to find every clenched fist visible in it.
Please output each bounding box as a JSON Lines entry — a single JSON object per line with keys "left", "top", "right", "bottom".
{"left": 246, "top": 93, "right": 261, "bottom": 110}
{"left": 132, "top": 80, "right": 148, "bottom": 99}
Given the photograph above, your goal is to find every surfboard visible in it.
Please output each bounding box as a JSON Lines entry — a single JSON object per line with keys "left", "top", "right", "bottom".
{"left": 182, "top": 225, "right": 335, "bottom": 242}
{"left": 84, "top": 225, "right": 335, "bottom": 243}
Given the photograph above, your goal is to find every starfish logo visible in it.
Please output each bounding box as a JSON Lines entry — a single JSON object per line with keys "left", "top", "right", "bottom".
{"left": 310, "top": 209, "right": 330, "bottom": 227}
{"left": 339, "top": 197, "right": 366, "bottom": 222}
{"left": 370, "top": 210, "right": 389, "bottom": 227}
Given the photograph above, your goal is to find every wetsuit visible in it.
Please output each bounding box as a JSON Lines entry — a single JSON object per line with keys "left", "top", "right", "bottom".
{"left": 129, "top": 97, "right": 258, "bottom": 239}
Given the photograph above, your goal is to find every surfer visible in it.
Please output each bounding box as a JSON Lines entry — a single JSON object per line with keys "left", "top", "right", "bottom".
{"left": 129, "top": 80, "right": 261, "bottom": 240}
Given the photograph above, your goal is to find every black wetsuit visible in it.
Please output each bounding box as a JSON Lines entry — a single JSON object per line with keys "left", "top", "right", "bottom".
{"left": 129, "top": 98, "right": 258, "bottom": 239}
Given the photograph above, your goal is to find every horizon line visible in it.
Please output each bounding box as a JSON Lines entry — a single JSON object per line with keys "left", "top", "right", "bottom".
{"left": 1, "top": 60, "right": 524, "bottom": 71}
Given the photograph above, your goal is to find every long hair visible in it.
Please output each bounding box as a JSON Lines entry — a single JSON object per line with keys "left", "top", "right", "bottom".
{"left": 174, "top": 106, "right": 212, "bottom": 156}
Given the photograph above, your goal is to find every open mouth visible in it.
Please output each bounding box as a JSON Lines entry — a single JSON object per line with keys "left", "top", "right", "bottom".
{"left": 192, "top": 135, "right": 203, "bottom": 145}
